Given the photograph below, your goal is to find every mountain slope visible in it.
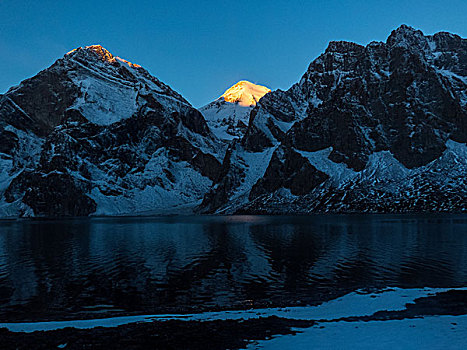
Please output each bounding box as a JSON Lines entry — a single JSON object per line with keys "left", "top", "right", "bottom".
{"left": 0, "top": 45, "right": 225, "bottom": 217}
{"left": 1, "top": 26, "right": 466, "bottom": 217}
{"left": 200, "top": 81, "right": 270, "bottom": 140}
{"left": 201, "top": 25, "right": 467, "bottom": 214}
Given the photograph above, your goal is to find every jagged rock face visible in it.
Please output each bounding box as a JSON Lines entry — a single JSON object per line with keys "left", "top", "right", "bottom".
{"left": 239, "top": 141, "right": 467, "bottom": 214}
{"left": 244, "top": 25, "right": 467, "bottom": 170}
{"left": 5, "top": 171, "right": 97, "bottom": 217}
{"left": 0, "top": 45, "right": 190, "bottom": 136}
{"left": 200, "top": 81, "right": 270, "bottom": 141}
{"left": 249, "top": 146, "right": 329, "bottom": 198}
{"left": 202, "top": 25, "right": 467, "bottom": 214}
{"left": 0, "top": 46, "right": 224, "bottom": 217}
{"left": 1, "top": 26, "right": 466, "bottom": 217}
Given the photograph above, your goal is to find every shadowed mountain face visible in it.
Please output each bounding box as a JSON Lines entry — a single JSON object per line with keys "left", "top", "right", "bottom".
{"left": 1, "top": 26, "right": 467, "bottom": 217}
{"left": 0, "top": 45, "right": 224, "bottom": 217}
{"left": 202, "top": 25, "right": 467, "bottom": 214}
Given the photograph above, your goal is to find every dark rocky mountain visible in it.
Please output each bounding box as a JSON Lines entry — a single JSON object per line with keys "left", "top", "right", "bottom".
{"left": 201, "top": 25, "right": 467, "bottom": 214}
{"left": 0, "top": 45, "right": 224, "bottom": 217}
{"left": 1, "top": 26, "right": 466, "bottom": 217}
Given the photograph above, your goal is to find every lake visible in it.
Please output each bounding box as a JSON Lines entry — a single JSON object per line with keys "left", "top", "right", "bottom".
{"left": 0, "top": 214, "right": 466, "bottom": 322}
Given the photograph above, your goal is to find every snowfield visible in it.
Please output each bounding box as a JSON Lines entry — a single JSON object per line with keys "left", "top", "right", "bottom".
{"left": 249, "top": 315, "right": 467, "bottom": 350}
{"left": 1, "top": 286, "right": 465, "bottom": 350}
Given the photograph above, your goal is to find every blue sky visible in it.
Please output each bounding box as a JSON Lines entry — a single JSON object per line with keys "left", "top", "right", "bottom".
{"left": 1, "top": 0, "right": 466, "bottom": 107}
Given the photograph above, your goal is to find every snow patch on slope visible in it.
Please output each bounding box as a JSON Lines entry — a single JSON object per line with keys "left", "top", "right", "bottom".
{"left": 298, "top": 148, "right": 356, "bottom": 186}
{"left": 89, "top": 156, "right": 213, "bottom": 216}
{"left": 71, "top": 76, "right": 138, "bottom": 125}
{"left": 0, "top": 126, "right": 44, "bottom": 218}
{"left": 216, "top": 147, "right": 276, "bottom": 213}
{"left": 298, "top": 140, "right": 466, "bottom": 190}
{"left": 200, "top": 102, "right": 252, "bottom": 140}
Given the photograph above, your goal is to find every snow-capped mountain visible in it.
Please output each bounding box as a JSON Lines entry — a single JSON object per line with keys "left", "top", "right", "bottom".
{"left": 201, "top": 25, "right": 467, "bottom": 214}
{"left": 1, "top": 25, "right": 466, "bottom": 217}
{"left": 199, "top": 81, "right": 270, "bottom": 140}
{"left": 0, "top": 45, "right": 225, "bottom": 217}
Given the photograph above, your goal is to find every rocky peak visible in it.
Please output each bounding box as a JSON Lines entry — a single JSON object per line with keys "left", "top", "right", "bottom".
{"left": 325, "top": 41, "right": 365, "bottom": 54}
{"left": 0, "top": 43, "right": 194, "bottom": 137}
{"left": 220, "top": 81, "right": 271, "bottom": 107}
{"left": 386, "top": 24, "right": 427, "bottom": 49}
{"left": 85, "top": 45, "right": 114, "bottom": 60}
{"left": 1, "top": 44, "right": 223, "bottom": 217}
{"left": 389, "top": 24, "right": 422, "bottom": 37}
{"left": 430, "top": 31, "right": 464, "bottom": 51}
{"left": 65, "top": 45, "right": 142, "bottom": 69}
{"left": 66, "top": 45, "right": 115, "bottom": 62}
{"left": 202, "top": 26, "right": 467, "bottom": 215}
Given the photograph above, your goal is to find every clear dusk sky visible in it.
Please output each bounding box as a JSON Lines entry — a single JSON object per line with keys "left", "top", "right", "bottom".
{"left": 1, "top": 0, "right": 466, "bottom": 107}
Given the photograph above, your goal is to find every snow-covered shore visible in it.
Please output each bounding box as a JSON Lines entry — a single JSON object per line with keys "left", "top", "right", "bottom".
{"left": 1, "top": 287, "right": 465, "bottom": 349}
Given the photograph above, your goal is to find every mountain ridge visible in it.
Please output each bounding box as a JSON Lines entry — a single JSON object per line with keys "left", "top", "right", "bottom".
{"left": 0, "top": 44, "right": 225, "bottom": 217}
{"left": 1, "top": 25, "right": 466, "bottom": 217}
{"left": 201, "top": 24, "right": 467, "bottom": 214}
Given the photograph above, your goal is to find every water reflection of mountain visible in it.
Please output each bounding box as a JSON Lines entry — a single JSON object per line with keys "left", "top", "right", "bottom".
{"left": 0, "top": 215, "right": 465, "bottom": 321}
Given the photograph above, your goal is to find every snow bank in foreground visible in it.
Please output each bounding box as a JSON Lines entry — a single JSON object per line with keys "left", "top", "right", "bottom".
{"left": 1, "top": 287, "right": 465, "bottom": 333}
{"left": 249, "top": 315, "right": 467, "bottom": 350}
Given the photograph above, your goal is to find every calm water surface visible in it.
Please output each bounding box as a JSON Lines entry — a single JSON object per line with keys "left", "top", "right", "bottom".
{"left": 0, "top": 214, "right": 466, "bottom": 321}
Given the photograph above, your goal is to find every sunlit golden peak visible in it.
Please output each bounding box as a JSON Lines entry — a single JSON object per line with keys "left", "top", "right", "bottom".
{"left": 66, "top": 45, "right": 112, "bottom": 59}
{"left": 66, "top": 45, "right": 141, "bottom": 68}
{"left": 221, "top": 81, "right": 271, "bottom": 107}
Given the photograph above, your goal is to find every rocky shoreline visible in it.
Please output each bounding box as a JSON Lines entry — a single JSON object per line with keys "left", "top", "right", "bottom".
{"left": 1, "top": 289, "right": 465, "bottom": 350}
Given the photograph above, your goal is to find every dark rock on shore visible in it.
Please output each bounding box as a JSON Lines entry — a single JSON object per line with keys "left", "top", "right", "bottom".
{"left": 0, "top": 317, "right": 313, "bottom": 350}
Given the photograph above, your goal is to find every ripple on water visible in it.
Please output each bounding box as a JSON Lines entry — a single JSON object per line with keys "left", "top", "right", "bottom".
{"left": 0, "top": 214, "right": 465, "bottom": 321}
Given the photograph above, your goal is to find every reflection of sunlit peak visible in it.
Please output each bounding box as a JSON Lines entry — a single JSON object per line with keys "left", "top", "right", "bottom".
{"left": 221, "top": 81, "right": 270, "bottom": 107}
